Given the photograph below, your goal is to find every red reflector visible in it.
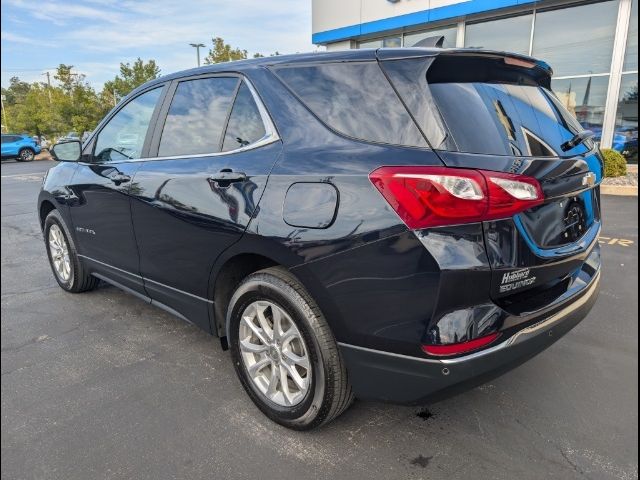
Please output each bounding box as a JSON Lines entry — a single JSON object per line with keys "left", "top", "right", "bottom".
{"left": 369, "top": 166, "right": 543, "bottom": 229}
{"left": 422, "top": 332, "right": 500, "bottom": 356}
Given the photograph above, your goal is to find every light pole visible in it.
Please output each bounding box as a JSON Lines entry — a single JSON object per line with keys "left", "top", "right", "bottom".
{"left": 189, "top": 43, "right": 206, "bottom": 67}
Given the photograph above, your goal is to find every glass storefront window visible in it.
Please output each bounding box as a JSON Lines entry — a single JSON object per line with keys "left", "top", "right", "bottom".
{"left": 551, "top": 76, "right": 610, "bottom": 141}
{"left": 465, "top": 14, "right": 533, "bottom": 55}
{"left": 404, "top": 25, "right": 457, "bottom": 48}
{"left": 615, "top": 74, "right": 638, "bottom": 162}
{"left": 533, "top": 1, "right": 618, "bottom": 77}
{"left": 623, "top": 0, "right": 638, "bottom": 71}
{"left": 358, "top": 36, "right": 401, "bottom": 49}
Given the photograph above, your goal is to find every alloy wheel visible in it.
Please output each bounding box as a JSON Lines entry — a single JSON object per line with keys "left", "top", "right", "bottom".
{"left": 48, "top": 224, "right": 71, "bottom": 282}
{"left": 238, "top": 300, "right": 311, "bottom": 407}
{"left": 20, "top": 149, "right": 34, "bottom": 161}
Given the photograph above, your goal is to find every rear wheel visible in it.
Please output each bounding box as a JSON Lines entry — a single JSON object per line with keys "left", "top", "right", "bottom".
{"left": 44, "top": 210, "right": 99, "bottom": 292}
{"left": 228, "top": 267, "right": 353, "bottom": 430}
{"left": 17, "top": 148, "right": 35, "bottom": 162}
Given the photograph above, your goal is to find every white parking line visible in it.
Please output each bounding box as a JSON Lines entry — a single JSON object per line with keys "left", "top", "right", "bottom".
{"left": 1, "top": 173, "right": 44, "bottom": 180}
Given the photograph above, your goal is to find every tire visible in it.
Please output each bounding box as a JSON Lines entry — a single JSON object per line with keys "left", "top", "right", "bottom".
{"left": 227, "top": 266, "right": 353, "bottom": 430}
{"left": 16, "top": 148, "right": 35, "bottom": 162}
{"left": 44, "top": 209, "right": 99, "bottom": 293}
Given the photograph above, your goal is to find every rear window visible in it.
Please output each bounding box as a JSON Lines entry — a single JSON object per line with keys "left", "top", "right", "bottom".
{"left": 159, "top": 77, "right": 239, "bottom": 157}
{"left": 430, "top": 82, "right": 590, "bottom": 157}
{"left": 222, "top": 82, "right": 266, "bottom": 152}
{"left": 382, "top": 56, "right": 591, "bottom": 157}
{"left": 274, "top": 62, "right": 427, "bottom": 148}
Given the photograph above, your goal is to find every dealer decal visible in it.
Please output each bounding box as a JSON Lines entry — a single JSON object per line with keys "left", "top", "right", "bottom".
{"left": 499, "top": 268, "right": 536, "bottom": 293}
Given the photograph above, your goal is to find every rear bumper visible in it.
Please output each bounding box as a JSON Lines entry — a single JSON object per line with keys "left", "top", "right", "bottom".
{"left": 339, "top": 268, "right": 600, "bottom": 405}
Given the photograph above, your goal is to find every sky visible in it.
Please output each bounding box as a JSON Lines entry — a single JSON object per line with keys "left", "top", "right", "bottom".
{"left": 1, "top": 0, "right": 316, "bottom": 90}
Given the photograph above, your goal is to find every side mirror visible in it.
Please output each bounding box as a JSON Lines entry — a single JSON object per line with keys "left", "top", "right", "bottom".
{"left": 51, "top": 140, "right": 81, "bottom": 162}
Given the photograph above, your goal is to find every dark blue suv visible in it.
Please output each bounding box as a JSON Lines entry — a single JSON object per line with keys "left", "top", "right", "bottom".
{"left": 2, "top": 133, "right": 41, "bottom": 161}
{"left": 39, "top": 47, "right": 602, "bottom": 429}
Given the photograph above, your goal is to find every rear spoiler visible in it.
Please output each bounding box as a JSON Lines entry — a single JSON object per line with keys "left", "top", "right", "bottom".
{"left": 376, "top": 48, "right": 553, "bottom": 89}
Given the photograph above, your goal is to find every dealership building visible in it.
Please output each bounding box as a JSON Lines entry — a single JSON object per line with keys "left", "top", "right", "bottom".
{"left": 312, "top": 0, "right": 638, "bottom": 161}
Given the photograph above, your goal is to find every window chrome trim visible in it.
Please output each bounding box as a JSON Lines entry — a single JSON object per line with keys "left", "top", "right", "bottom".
{"left": 87, "top": 77, "right": 280, "bottom": 165}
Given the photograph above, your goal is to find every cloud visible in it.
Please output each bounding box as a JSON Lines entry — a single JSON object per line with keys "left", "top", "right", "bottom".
{"left": 1, "top": 31, "right": 42, "bottom": 45}
{"left": 1, "top": 0, "right": 314, "bottom": 89}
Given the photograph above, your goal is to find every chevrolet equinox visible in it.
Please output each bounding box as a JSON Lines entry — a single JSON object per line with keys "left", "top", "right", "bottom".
{"left": 40, "top": 47, "right": 602, "bottom": 430}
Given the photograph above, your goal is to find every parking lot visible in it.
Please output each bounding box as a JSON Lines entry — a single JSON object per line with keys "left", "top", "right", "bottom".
{"left": 1, "top": 159, "right": 637, "bottom": 480}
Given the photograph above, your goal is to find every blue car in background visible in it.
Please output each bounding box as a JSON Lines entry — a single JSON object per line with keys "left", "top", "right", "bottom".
{"left": 1, "top": 134, "right": 41, "bottom": 162}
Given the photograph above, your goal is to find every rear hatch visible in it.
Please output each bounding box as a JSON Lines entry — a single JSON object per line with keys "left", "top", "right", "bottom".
{"left": 379, "top": 49, "right": 602, "bottom": 311}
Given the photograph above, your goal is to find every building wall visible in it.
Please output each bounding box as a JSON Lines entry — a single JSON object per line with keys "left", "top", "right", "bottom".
{"left": 311, "top": 0, "right": 638, "bottom": 161}
{"left": 312, "top": 0, "right": 536, "bottom": 44}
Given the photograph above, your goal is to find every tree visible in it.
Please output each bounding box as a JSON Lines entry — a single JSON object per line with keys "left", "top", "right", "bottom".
{"left": 1, "top": 77, "right": 31, "bottom": 105}
{"left": 102, "top": 58, "right": 161, "bottom": 102}
{"left": 203, "top": 37, "right": 248, "bottom": 64}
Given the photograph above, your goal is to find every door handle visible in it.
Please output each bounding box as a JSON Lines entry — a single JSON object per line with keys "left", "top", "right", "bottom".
{"left": 208, "top": 169, "right": 247, "bottom": 187}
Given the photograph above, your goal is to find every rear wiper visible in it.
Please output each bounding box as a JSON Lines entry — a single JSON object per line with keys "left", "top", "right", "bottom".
{"left": 561, "top": 130, "right": 595, "bottom": 152}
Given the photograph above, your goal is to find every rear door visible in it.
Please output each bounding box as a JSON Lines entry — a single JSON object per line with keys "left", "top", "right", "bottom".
{"left": 129, "top": 74, "right": 282, "bottom": 329}
{"left": 381, "top": 52, "right": 602, "bottom": 308}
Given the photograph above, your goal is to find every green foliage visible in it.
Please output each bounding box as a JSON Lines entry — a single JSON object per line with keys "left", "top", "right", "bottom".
{"left": 0, "top": 35, "right": 275, "bottom": 138}
{"left": 204, "top": 37, "right": 248, "bottom": 64}
{"left": 103, "top": 58, "right": 161, "bottom": 102}
{"left": 1, "top": 60, "right": 159, "bottom": 138}
{"left": 601, "top": 148, "right": 628, "bottom": 177}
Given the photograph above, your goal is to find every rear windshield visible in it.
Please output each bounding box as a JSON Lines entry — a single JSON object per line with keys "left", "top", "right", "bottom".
{"left": 274, "top": 62, "right": 427, "bottom": 148}
{"left": 381, "top": 56, "right": 592, "bottom": 157}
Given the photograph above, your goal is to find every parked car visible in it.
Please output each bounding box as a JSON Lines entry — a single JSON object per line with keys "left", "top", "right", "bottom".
{"left": 56, "top": 132, "right": 80, "bottom": 144}
{"left": 32, "top": 135, "right": 51, "bottom": 150}
{"left": 40, "top": 47, "right": 602, "bottom": 430}
{"left": 1, "top": 133, "right": 41, "bottom": 161}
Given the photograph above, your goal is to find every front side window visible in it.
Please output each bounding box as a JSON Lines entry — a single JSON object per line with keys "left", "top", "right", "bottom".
{"left": 94, "top": 87, "right": 162, "bottom": 162}
{"left": 275, "top": 62, "right": 427, "bottom": 147}
{"left": 222, "top": 82, "right": 266, "bottom": 152}
{"left": 158, "top": 77, "right": 239, "bottom": 157}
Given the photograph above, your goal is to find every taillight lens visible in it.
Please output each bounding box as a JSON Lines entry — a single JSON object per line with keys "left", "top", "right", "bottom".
{"left": 422, "top": 332, "right": 500, "bottom": 356}
{"left": 370, "top": 166, "right": 543, "bottom": 229}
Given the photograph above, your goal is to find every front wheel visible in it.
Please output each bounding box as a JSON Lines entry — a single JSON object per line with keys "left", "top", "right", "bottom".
{"left": 44, "top": 210, "right": 99, "bottom": 292}
{"left": 227, "top": 267, "right": 353, "bottom": 430}
{"left": 17, "top": 148, "right": 35, "bottom": 162}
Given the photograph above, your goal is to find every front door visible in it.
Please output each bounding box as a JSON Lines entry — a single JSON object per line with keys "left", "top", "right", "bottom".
{"left": 68, "top": 86, "right": 165, "bottom": 293}
{"left": 129, "top": 76, "right": 282, "bottom": 329}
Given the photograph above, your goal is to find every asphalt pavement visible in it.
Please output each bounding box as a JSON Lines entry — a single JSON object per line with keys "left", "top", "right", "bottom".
{"left": 1, "top": 159, "right": 638, "bottom": 480}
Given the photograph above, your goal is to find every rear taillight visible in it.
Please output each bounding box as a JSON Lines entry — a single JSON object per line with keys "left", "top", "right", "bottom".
{"left": 369, "top": 166, "right": 543, "bottom": 229}
{"left": 422, "top": 332, "right": 500, "bottom": 356}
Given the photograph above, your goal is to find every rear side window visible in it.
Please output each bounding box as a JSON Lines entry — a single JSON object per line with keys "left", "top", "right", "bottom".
{"left": 158, "top": 77, "right": 239, "bottom": 157}
{"left": 275, "top": 62, "right": 427, "bottom": 148}
{"left": 222, "top": 82, "right": 266, "bottom": 152}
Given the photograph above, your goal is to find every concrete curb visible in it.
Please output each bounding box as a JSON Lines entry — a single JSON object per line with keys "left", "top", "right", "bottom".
{"left": 601, "top": 184, "right": 638, "bottom": 196}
